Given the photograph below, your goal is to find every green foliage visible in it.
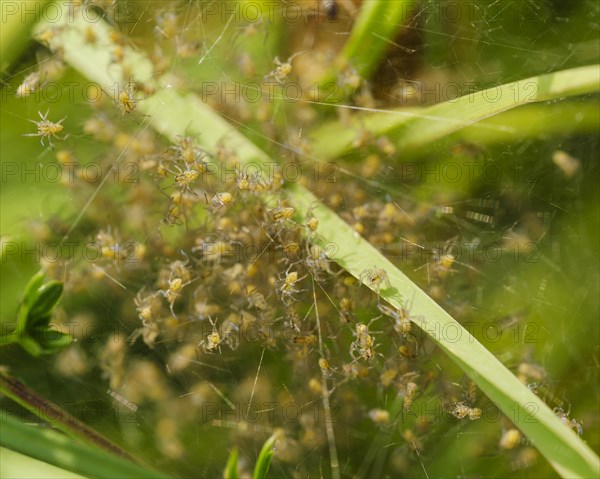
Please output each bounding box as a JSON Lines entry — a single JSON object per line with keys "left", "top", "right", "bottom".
{"left": 320, "top": 0, "right": 413, "bottom": 98}
{"left": 311, "top": 65, "right": 600, "bottom": 160}
{"left": 222, "top": 434, "right": 276, "bottom": 479}
{"left": 252, "top": 434, "right": 277, "bottom": 479}
{"left": 1, "top": 1, "right": 599, "bottom": 478}
{"left": 223, "top": 448, "right": 239, "bottom": 479}
{"left": 0, "top": 413, "right": 172, "bottom": 479}
{"left": 1, "top": 271, "right": 71, "bottom": 356}
{"left": 288, "top": 184, "right": 600, "bottom": 479}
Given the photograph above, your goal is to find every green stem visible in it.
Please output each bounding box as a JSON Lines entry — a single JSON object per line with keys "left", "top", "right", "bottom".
{"left": 0, "top": 370, "right": 142, "bottom": 465}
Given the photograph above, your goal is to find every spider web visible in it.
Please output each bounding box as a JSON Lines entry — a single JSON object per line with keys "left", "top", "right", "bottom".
{"left": 0, "top": 1, "right": 598, "bottom": 478}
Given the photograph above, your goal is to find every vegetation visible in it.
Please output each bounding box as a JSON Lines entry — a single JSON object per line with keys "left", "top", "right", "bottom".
{"left": 1, "top": 1, "right": 599, "bottom": 478}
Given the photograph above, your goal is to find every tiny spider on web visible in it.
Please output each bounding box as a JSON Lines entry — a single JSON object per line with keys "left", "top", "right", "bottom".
{"left": 359, "top": 266, "right": 392, "bottom": 295}
{"left": 265, "top": 51, "right": 304, "bottom": 84}
{"left": 23, "top": 110, "right": 67, "bottom": 148}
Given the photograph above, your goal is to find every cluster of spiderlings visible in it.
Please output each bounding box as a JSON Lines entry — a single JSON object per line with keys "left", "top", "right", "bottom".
{"left": 12, "top": 3, "right": 578, "bottom": 477}
{"left": 37, "top": 119, "right": 451, "bottom": 477}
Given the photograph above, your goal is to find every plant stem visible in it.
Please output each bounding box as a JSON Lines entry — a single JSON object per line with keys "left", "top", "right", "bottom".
{"left": 0, "top": 369, "right": 141, "bottom": 465}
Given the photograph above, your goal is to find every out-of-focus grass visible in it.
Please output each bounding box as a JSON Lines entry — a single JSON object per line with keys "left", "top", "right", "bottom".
{"left": 308, "top": 65, "right": 600, "bottom": 160}
{"left": 0, "top": 447, "right": 83, "bottom": 479}
{"left": 0, "top": 0, "right": 51, "bottom": 73}
{"left": 1, "top": 413, "right": 171, "bottom": 479}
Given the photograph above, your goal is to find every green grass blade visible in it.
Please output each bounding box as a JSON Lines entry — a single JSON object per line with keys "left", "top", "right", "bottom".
{"left": 452, "top": 101, "right": 600, "bottom": 147}
{"left": 36, "top": 11, "right": 600, "bottom": 479}
{"left": 223, "top": 448, "right": 239, "bottom": 479}
{"left": 252, "top": 434, "right": 277, "bottom": 479}
{"left": 319, "top": 0, "right": 414, "bottom": 96}
{"left": 0, "top": 414, "right": 172, "bottom": 479}
{"left": 287, "top": 183, "right": 600, "bottom": 479}
{"left": 1, "top": 446, "right": 84, "bottom": 479}
{"left": 309, "top": 64, "right": 600, "bottom": 159}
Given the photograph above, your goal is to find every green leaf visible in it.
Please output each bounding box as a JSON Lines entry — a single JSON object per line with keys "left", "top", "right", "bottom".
{"left": 223, "top": 448, "right": 239, "bottom": 479}
{"left": 310, "top": 64, "right": 600, "bottom": 160}
{"left": 319, "top": 0, "right": 414, "bottom": 99}
{"left": 22, "top": 270, "right": 46, "bottom": 307}
{"left": 0, "top": 413, "right": 172, "bottom": 479}
{"left": 2, "top": 272, "right": 71, "bottom": 357}
{"left": 252, "top": 434, "right": 277, "bottom": 479}
{"left": 0, "top": 370, "right": 144, "bottom": 468}
{"left": 35, "top": 330, "right": 73, "bottom": 354}
{"left": 28, "top": 281, "right": 63, "bottom": 326}
{"left": 1, "top": 447, "right": 84, "bottom": 479}
{"left": 19, "top": 335, "right": 42, "bottom": 357}
{"left": 0, "top": 0, "right": 53, "bottom": 73}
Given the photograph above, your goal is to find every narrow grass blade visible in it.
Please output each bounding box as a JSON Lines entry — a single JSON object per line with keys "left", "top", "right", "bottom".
{"left": 1, "top": 446, "right": 84, "bottom": 479}
{"left": 0, "top": 414, "right": 172, "bottom": 479}
{"left": 319, "top": 0, "right": 414, "bottom": 98}
{"left": 309, "top": 64, "right": 600, "bottom": 160}
{"left": 452, "top": 101, "right": 600, "bottom": 147}
{"left": 223, "top": 448, "right": 239, "bottom": 479}
{"left": 252, "top": 434, "right": 277, "bottom": 479}
{"left": 287, "top": 183, "right": 600, "bottom": 479}
{"left": 35, "top": 10, "right": 600, "bottom": 479}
